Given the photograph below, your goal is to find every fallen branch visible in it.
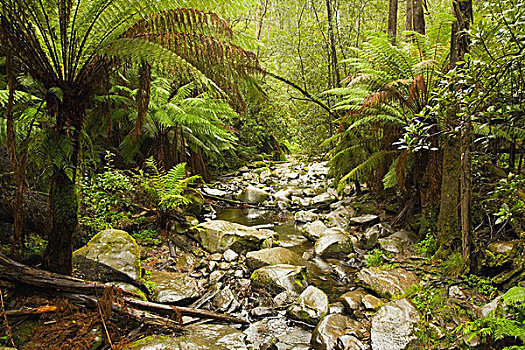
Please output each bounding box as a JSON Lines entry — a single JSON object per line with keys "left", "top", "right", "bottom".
{"left": 124, "top": 298, "right": 249, "bottom": 325}
{"left": 3, "top": 305, "right": 58, "bottom": 317}
{"left": 0, "top": 254, "right": 248, "bottom": 326}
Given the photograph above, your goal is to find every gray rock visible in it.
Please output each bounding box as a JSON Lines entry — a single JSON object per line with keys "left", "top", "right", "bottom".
{"left": 149, "top": 270, "right": 200, "bottom": 304}
{"left": 329, "top": 301, "right": 346, "bottom": 315}
{"left": 124, "top": 324, "right": 248, "bottom": 349}
{"left": 480, "top": 296, "right": 502, "bottom": 317}
{"left": 312, "top": 192, "right": 335, "bottom": 206}
{"left": 212, "top": 287, "right": 237, "bottom": 312}
{"left": 349, "top": 215, "right": 380, "bottom": 226}
{"left": 362, "top": 294, "right": 383, "bottom": 310}
{"left": 73, "top": 229, "right": 140, "bottom": 279}
{"left": 339, "top": 289, "right": 368, "bottom": 313}
{"left": 371, "top": 298, "right": 420, "bottom": 350}
{"left": 361, "top": 226, "right": 380, "bottom": 250}
{"left": 337, "top": 336, "right": 368, "bottom": 350}
{"left": 191, "top": 220, "right": 277, "bottom": 253}
{"left": 244, "top": 318, "right": 311, "bottom": 350}
{"left": 223, "top": 249, "right": 239, "bottom": 262}
{"left": 311, "top": 314, "right": 365, "bottom": 350}
{"left": 295, "top": 210, "right": 320, "bottom": 223}
{"left": 239, "top": 185, "right": 270, "bottom": 204}
{"left": 251, "top": 264, "right": 307, "bottom": 294}
{"left": 379, "top": 230, "right": 418, "bottom": 255}
{"left": 488, "top": 241, "right": 515, "bottom": 254}
{"left": 287, "top": 286, "right": 329, "bottom": 324}
{"left": 357, "top": 268, "right": 419, "bottom": 298}
{"left": 314, "top": 232, "right": 353, "bottom": 259}
{"left": 303, "top": 220, "right": 328, "bottom": 242}
{"left": 247, "top": 247, "right": 306, "bottom": 270}
{"left": 251, "top": 307, "right": 276, "bottom": 317}
{"left": 274, "top": 290, "right": 299, "bottom": 307}
{"left": 325, "top": 207, "right": 355, "bottom": 228}
{"left": 209, "top": 270, "right": 226, "bottom": 283}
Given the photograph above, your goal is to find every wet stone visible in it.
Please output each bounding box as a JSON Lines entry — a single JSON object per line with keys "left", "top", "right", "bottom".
{"left": 149, "top": 270, "right": 200, "bottom": 304}
{"left": 349, "top": 215, "right": 380, "bottom": 226}
{"left": 73, "top": 229, "right": 140, "bottom": 280}
{"left": 125, "top": 324, "right": 248, "bottom": 350}
{"left": 246, "top": 247, "right": 306, "bottom": 270}
{"left": 371, "top": 298, "right": 420, "bottom": 350}
{"left": 314, "top": 232, "right": 353, "bottom": 259}
{"left": 251, "top": 265, "right": 307, "bottom": 294}
{"left": 356, "top": 267, "right": 419, "bottom": 298}
{"left": 311, "top": 314, "right": 365, "bottom": 350}
{"left": 303, "top": 220, "right": 328, "bottom": 242}
{"left": 295, "top": 210, "right": 320, "bottom": 223}
{"left": 287, "top": 286, "right": 330, "bottom": 325}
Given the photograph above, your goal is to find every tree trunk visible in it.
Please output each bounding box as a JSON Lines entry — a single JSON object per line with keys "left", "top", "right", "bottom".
{"left": 388, "top": 0, "right": 399, "bottom": 44}
{"left": 413, "top": 0, "right": 426, "bottom": 34}
{"left": 326, "top": 0, "right": 340, "bottom": 87}
{"left": 437, "top": 0, "right": 473, "bottom": 258}
{"left": 42, "top": 168, "right": 78, "bottom": 275}
{"left": 454, "top": 0, "right": 473, "bottom": 264}
{"left": 406, "top": 0, "right": 414, "bottom": 32}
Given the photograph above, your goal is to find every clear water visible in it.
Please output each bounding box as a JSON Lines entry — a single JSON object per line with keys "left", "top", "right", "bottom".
{"left": 215, "top": 207, "right": 355, "bottom": 301}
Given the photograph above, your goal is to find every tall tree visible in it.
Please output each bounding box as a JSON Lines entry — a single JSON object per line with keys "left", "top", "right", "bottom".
{"left": 388, "top": 0, "right": 399, "bottom": 44}
{"left": 437, "top": 0, "right": 473, "bottom": 257}
{"left": 0, "top": 0, "right": 258, "bottom": 275}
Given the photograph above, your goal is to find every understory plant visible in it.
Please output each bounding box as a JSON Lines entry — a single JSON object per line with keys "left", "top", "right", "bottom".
{"left": 457, "top": 286, "right": 525, "bottom": 349}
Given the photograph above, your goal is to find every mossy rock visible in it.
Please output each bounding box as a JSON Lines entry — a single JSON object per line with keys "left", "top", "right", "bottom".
{"left": 73, "top": 229, "right": 141, "bottom": 279}
{"left": 183, "top": 191, "right": 204, "bottom": 216}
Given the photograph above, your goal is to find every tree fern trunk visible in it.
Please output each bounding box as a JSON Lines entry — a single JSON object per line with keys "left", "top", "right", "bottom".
{"left": 42, "top": 168, "right": 78, "bottom": 275}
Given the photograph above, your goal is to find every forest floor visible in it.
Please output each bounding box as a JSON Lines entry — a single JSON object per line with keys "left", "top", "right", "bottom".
{"left": 0, "top": 157, "right": 520, "bottom": 350}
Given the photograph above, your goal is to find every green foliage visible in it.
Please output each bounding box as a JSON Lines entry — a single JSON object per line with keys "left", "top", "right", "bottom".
{"left": 457, "top": 287, "right": 525, "bottom": 349}
{"left": 415, "top": 230, "right": 438, "bottom": 257}
{"left": 79, "top": 153, "right": 135, "bottom": 234}
{"left": 441, "top": 252, "right": 465, "bottom": 277}
{"left": 136, "top": 160, "right": 201, "bottom": 215}
{"left": 463, "top": 274, "right": 497, "bottom": 296}
{"left": 365, "top": 249, "right": 384, "bottom": 267}
{"left": 131, "top": 228, "right": 161, "bottom": 245}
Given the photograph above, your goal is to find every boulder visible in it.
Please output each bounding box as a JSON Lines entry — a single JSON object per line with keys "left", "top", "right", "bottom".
{"left": 246, "top": 247, "right": 306, "bottom": 270}
{"left": 379, "top": 230, "right": 418, "bottom": 255}
{"left": 73, "top": 229, "right": 140, "bottom": 279}
{"left": 303, "top": 220, "right": 328, "bottom": 242}
{"left": 312, "top": 192, "right": 335, "bottom": 206}
{"left": 325, "top": 207, "right": 355, "bottom": 228}
{"left": 349, "top": 215, "right": 380, "bottom": 226}
{"left": 311, "top": 314, "right": 365, "bottom": 350}
{"left": 190, "top": 220, "right": 277, "bottom": 253}
{"left": 371, "top": 298, "right": 420, "bottom": 350}
{"left": 244, "top": 318, "right": 311, "bottom": 350}
{"left": 149, "top": 270, "right": 200, "bottom": 304}
{"left": 356, "top": 268, "right": 419, "bottom": 298}
{"left": 251, "top": 264, "right": 307, "bottom": 294}
{"left": 124, "top": 324, "right": 248, "bottom": 349}
{"left": 295, "top": 210, "right": 320, "bottom": 223}
{"left": 488, "top": 241, "right": 515, "bottom": 254}
{"left": 287, "top": 286, "right": 329, "bottom": 325}
{"left": 339, "top": 289, "right": 368, "bottom": 314}
{"left": 238, "top": 185, "right": 269, "bottom": 204}
{"left": 314, "top": 232, "right": 353, "bottom": 259}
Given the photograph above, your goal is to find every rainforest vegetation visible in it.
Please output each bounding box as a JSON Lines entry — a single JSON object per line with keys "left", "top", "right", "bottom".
{"left": 0, "top": 0, "right": 524, "bottom": 349}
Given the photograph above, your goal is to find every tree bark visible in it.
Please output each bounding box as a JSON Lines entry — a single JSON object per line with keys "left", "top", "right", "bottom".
{"left": 42, "top": 168, "right": 78, "bottom": 275}
{"left": 437, "top": 0, "right": 473, "bottom": 258}
{"left": 326, "top": 0, "right": 340, "bottom": 87}
{"left": 388, "top": 0, "right": 399, "bottom": 44}
{"left": 413, "top": 0, "right": 426, "bottom": 34}
{"left": 406, "top": 0, "right": 414, "bottom": 32}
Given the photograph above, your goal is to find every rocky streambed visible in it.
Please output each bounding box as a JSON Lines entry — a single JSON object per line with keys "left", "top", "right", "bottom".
{"left": 65, "top": 158, "right": 516, "bottom": 350}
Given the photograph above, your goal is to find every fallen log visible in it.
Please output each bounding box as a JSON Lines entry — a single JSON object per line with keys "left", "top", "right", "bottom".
{"left": 0, "top": 254, "right": 247, "bottom": 325}
{"left": 4, "top": 305, "right": 57, "bottom": 317}
{"left": 124, "top": 298, "right": 249, "bottom": 325}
